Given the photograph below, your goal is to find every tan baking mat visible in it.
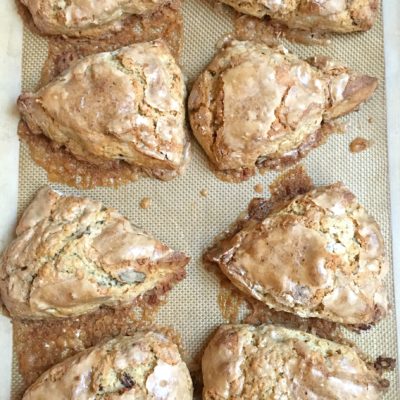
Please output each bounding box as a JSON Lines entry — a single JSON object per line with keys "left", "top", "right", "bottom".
{"left": 12, "top": 0, "right": 398, "bottom": 398}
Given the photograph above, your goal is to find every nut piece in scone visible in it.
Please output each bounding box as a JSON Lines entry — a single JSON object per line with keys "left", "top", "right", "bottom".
{"left": 188, "top": 40, "right": 377, "bottom": 181}
{"left": 206, "top": 183, "right": 388, "bottom": 326}
{"left": 23, "top": 331, "right": 193, "bottom": 399}
{"left": 18, "top": 40, "right": 190, "bottom": 184}
{"left": 20, "top": 0, "right": 174, "bottom": 36}
{"left": 202, "top": 324, "right": 387, "bottom": 399}
{"left": 0, "top": 186, "right": 190, "bottom": 319}
{"left": 220, "top": 0, "right": 379, "bottom": 33}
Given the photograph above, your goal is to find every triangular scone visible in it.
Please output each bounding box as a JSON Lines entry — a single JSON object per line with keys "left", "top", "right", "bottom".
{"left": 0, "top": 187, "right": 190, "bottom": 319}
{"left": 23, "top": 331, "right": 193, "bottom": 399}
{"left": 21, "top": 0, "right": 172, "bottom": 36}
{"left": 203, "top": 325, "right": 387, "bottom": 399}
{"left": 18, "top": 40, "right": 189, "bottom": 182}
{"left": 189, "top": 40, "right": 377, "bottom": 181}
{"left": 218, "top": 0, "right": 379, "bottom": 33}
{"left": 206, "top": 183, "right": 388, "bottom": 326}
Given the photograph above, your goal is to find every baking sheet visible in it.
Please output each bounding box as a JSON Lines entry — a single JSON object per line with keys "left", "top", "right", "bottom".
{"left": 0, "top": 0, "right": 399, "bottom": 398}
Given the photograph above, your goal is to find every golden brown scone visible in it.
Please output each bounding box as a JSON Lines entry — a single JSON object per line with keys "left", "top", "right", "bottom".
{"left": 18, "top": 40, "right": 190, "bottom": 183}
{"left": 23, "top": 331, "right": 193, "bottom": 399}
{"left": 20, "top": 0, "right": 173, "bottom": 36}
{"left": 188, "top": 40, "right": 377, "bottom": 181}
{"left": 202, "top": 324, "right": 387, "bottom": 399}
{"left": 206, "top": 183, "right": 388, "bottom": 326}
{"left": 220, "top": 0, "right": 379, "bottom": 33}
{"left": 0, "top": 186, "right": 190, "bottom": 319}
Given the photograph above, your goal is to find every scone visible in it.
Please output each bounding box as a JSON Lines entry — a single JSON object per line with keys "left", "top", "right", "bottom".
{"left": 220, "top": 0, "right": 379, "bottom": 33}
{"left": 20, "top": 0, "right": 174, "bottom": 36}
{"left": 0, "top": 186, "right": 190, "bottom": 319}
{"left": 205, "top": 183, "right": 388, "bottom": 326}
{"left": 202, "top": 324, "right": 387, "bottom": 399}
{"left": 18, "top": 40, "right": 190, "bottom": 184}
{"left": 23, "top": 331, "right": 193, "bottom": 399}
{"left": 188, "top": 40, "right": 377, "bottom": 181}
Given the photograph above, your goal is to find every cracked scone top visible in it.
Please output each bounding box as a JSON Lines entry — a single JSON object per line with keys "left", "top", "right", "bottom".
{"left": 18, "top": 40, "right": 190, "bottom": 183}
{"left": 23, "top": 331, "right": 193, "bottom": 399}
{"left": 206, "top": 183, "right": 388, "bottom": 325}
{"left": 219, "top": 0, "right": 379, "bottom": 33}
{"left": 0, "top": 186, "right": 190, "bottom": 319}
{"left": 188, "top": 40, "right": 377, "bottom": 181}
{"left": 202, "top": 324, "right": 386, "bottom": 399}
{"left": 21, "top": 0, "right": 172, "bottom": 36}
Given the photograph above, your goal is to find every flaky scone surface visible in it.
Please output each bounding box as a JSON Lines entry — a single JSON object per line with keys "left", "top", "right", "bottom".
{"left": 23, "top": 331, "right": 193, "bottom": 399}
{"left": 220, "top": 0, "right": 379, "bottom": 33}
{"left": 18, "top": 40, "right": 190, "bottom": 183}
{"left": 188, "top": 40, "right": 377, "bottom": 181}
{"left": 21, "top": 0, "right": 172, "bottom": 36}
{"left": 206, "top": 183, "right": 388, "bottom": 325}
{"left": 0, "top": 187, "right": 189, "bottom": 319}
{"left": 202, "top": 324, "right": 386, "bottom": 399}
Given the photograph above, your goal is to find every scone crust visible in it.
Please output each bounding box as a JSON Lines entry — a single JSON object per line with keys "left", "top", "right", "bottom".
{"left": 206, "top": 183, "right": 388, "bottom": 325}
{"left": 188, "top": 40, "right": 377, "bottom": 181}
{"left": 202, "top": 324, "right": 386, "bottom": 400}
{"left": 0, "top": 186, "right": 190, "bottom": 319}
{"left": 21, "top": 0, "right": 172, "bottom": 36}
{"left": 18, "top": 40, "right": 190, "bottom": 182}
{"left": 220, "top": 0, "right": 380, "bottom": 33}
{"left": 23, "top": 331, "right": 193, "bottom": 399}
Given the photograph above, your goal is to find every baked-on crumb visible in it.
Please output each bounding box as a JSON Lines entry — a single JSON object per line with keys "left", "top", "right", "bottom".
{"left": 188, "top": 40, "right": 377, "bottom": 182}
{"left": 202, "top": 325, "right": 389, "bottom": 399}
{"left": 253, "top": 183, "right": 263, "bottom": 194}
{"left": 200, "top": 188, "right": 209, "bottom": 197}
{"left": 140, "top": 197, "right": 152, "bottom": 209}
{"left": 350, "top": 137, "right": 371, "bottom": 153}
{"left": 22, "top": 331, "right": 193, "bottom": 399}
{"left": 0, "top": 186, "right": 189, "bottom": 319}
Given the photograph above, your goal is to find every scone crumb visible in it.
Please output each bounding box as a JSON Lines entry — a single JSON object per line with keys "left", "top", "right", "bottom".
{"left": 350, "top": 137, "right": 371, "bottom": 153}
{"left": 254, "top": 183, "right": 264, "bottom": 194}
{"left": 200, "top": 188, "right": 209, "bottom": 197}
{"left": 368, "top": 117, "right": 374, "bottom": 124}
{"left": 140, "top": 197, "right": 151, "bottom": 209}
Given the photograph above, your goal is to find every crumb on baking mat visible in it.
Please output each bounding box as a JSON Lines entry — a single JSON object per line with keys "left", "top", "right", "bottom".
{"left": 350, "top": 137, "right": 372, "bottom": 153}
{"left": 200, "top": 188, "right": 209, "bottom": 197}
{"left": 254, "top": 183, "right": 264, "bottom": 194}
{"left": 140, "top": 197, "right": 151, "bottom": 209}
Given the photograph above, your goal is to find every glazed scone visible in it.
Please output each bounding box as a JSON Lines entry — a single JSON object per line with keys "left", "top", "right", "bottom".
{"left": 21, "top": 0, "right": 173, "bottom": 36}
{"left": 18, "top": 40, "right": 190, "bottom": 183}
{"left": 220, "top": 0, "right": 379, "bottom": 33}
{"left": 0, "top": 186, "right": 190, "bottom": 319}
{"left": 206, "top": 183, "right": 388, "bottom": 326}
{"left": 202, "top": 324, "right": 387, "bottom": 399}
{"left": 188, "top": 40, "right": 377, "bottom": 181}
{"left": 23, "top": 331, "right": 193, "bottom": 399}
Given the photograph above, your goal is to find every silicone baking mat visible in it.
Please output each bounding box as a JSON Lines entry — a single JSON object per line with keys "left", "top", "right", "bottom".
{"left": 9, "top": 0, "right": 399, "bottom": 398}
